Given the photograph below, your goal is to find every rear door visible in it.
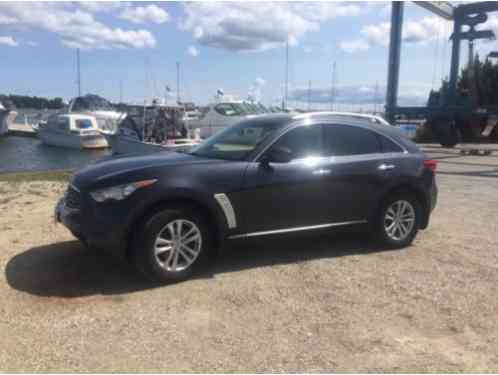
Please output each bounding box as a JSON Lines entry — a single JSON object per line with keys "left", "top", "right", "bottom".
{"left": 318, "top": 123, "right": 397, "bottom": 222}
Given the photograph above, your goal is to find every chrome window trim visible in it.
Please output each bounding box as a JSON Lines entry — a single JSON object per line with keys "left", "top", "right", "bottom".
{"left": 252, "top": 121, "right": 407, "bottom": 163}
{"left": 228, "top": 220, "right": 367, "bottom": 239}
{"left": 214, "top": 193, "right": 237, "bottom": 229}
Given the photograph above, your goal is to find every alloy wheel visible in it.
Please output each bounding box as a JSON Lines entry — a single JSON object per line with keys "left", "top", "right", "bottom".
{"left": 384, "top": 200, "right": 416, "bottom": 241}
{"left": 154, "top": 219, "right": 202, "bottom": 272}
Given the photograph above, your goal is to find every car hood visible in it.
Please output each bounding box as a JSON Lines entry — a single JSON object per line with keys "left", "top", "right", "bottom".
{"left": 72, "top": 152, "right": 221, "bottom": 190}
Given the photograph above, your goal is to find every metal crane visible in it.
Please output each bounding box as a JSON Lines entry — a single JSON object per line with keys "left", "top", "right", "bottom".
{"left": 386, "top": 1, "right": 498, "bottom": 147}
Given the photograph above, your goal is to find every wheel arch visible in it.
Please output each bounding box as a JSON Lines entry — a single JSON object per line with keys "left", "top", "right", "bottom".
{"left": 124, "top": 193, "right": 227, "bottom": 260}
{"left": 372, "top": 183, "right": 430, "bottom": 229}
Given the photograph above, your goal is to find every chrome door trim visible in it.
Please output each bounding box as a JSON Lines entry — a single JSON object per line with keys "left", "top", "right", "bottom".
{"left": 214, "top": 193, "right": 237, "bottom": 229}
{"left": 228, "top": 220, "right": 367, "bottom": 239}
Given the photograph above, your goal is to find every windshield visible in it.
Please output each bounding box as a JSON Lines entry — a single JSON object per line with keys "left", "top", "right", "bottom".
{"left": 214, "top": 103, "right": 248, "bottom": 116}
{"left": 75, "top": 119, "right": 93, "bottom": 129}
{"left": 189, "top": 119, "right": 286, "bottom": 161}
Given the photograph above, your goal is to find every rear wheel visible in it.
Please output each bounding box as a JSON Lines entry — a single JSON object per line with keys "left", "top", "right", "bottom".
{"left": 131, "top": 206, "right": 212, "bottom": 282}
{"left": 374, "top": 193, "right": 421, "bottom": 248}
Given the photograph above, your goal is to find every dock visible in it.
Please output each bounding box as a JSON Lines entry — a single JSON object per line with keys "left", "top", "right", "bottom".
{"left": 7, "top": 123, "right": 37, "bottom": 138}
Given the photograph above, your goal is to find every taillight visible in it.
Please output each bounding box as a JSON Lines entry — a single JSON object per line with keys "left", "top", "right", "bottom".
{"left": 424, "top": 159, "right": 437, "bottom": 172}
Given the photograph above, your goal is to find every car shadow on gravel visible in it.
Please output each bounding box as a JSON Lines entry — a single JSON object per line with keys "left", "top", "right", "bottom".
{"left": 5, "top": 240, "right": 156, "bottom": 298}
{"left": 6, "top": 231, "right": 396, "bottom": 298}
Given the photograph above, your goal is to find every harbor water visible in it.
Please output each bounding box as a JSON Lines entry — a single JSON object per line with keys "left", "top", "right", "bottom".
{"left": 0, "top": 135, "right": 111, "bottom": 173}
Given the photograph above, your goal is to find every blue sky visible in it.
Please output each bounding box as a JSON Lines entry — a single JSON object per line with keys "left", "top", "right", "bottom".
{"left": 1, "top": 1, "right": 493, "bottom": 108}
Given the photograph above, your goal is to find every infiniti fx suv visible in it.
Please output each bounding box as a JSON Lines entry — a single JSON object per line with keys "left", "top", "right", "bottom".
{"left": 56, "top": 113, "right": 438, "bottom": 282}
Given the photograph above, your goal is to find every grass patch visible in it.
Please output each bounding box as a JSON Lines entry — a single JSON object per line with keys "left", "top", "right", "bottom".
{"left": 0, "top": 169, "right": 72, "bottom": 183}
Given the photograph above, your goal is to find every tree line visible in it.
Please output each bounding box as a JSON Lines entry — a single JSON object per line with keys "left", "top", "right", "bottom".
{"left": 428, "top": 54, "right": 498, "bottom": 107}
{"left": 0, "top": 94, "right": 65, "bottom": 110}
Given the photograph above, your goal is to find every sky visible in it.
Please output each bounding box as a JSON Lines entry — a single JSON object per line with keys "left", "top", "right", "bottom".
{"left": 1, "top": 1, "right": 497, "bottom": 109}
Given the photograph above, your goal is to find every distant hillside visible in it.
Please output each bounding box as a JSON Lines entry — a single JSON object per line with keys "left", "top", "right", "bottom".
{"left": 0, "top": 94, "right": 64, "bottom": 110}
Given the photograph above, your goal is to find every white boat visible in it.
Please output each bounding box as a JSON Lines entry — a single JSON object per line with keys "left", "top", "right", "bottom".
{"left": 0, "top": 101, "right": 17, "bottom": 136}
{"left": 67, "top": 94, "right": 126, "bottom": 134}
{"left": 189, "top": 95, "right": 260, "bottom": 139}
{"left": 105, "top": 127, "right": 198, "bottom": 155}
{"left": 37, "top": 113, "right": 108, "bottom": 149}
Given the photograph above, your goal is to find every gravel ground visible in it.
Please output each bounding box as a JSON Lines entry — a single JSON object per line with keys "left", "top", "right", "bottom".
{"left": 0, "top": 144, "right": 497, "bottom": 372}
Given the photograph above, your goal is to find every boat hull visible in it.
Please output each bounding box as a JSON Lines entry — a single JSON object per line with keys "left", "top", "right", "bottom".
{"left": 37, "top": 128, "right": 108, "bottom": 149}
{"left": 105, "top": 133, "right": 196, "bottom": 155}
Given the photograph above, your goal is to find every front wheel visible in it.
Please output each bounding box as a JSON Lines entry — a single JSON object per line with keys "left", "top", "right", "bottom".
{"left": 131, "top": 207, "right": 212, "bottom": 283}
{"left": 374, "top": 194, "right": 421, "bottom": 248}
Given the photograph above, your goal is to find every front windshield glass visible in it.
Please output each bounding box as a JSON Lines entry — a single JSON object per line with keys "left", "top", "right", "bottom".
{"left": 214, "top": 103, "right": 247, "bottom": 117}
{"left": 189, "top": 120, "right": 286, "bottom": 161}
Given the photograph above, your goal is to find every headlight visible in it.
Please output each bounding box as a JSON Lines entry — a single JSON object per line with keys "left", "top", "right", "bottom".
{"left": 90, "top": 179, "right": 157, "bottom": 202}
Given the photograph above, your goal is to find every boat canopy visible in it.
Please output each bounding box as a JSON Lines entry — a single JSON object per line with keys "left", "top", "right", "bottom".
{"left": 69, "top": 94, "right": 114, "bottom": 113}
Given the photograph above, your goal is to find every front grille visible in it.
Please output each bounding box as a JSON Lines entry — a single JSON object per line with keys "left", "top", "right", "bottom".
{"left": 65, "top": 185, "right": 81, "bottom": 209}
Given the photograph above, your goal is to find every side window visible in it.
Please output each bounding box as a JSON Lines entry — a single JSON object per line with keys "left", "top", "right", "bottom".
{"left": 324, "top": 124, "right": 381, "bottom": 156}
{"left": 379, "top": 135, "right": 403, "bottom": 153}
{"left": 269, "top": 125, "right": 322, "bottom": 160}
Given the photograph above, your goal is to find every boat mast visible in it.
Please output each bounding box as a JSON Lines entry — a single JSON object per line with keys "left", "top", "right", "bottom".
{"left": 176, "top": 61, "right": 180, "bottom": 104}
{"left": 374, "top": 81, "right": 379, "bottom": 114}
{"left": 119, "top": 80, "right": 123, "bottom": 103}
{"left": 308, "top": 80, "right": 311, "bottom": 111}
{"left": 77, "top": 48, "right": 81, "bottom": 97}
{"left": 284, "top": 38, "right": 289, "bottom": 110}
{"left": 330, "top": 61, "right": 336, "bottom": 111}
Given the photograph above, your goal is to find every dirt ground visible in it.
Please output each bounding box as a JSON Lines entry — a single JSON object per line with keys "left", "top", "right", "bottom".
{"left": 0, "top": 144, "right": 497, "bottom": 372}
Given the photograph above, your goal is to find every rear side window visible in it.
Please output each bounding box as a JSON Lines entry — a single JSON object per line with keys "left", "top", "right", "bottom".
{"left": 379, "top": 135, "right": 404, "bottom": 153}
{"left": 323, "top": 124, "right": 381, "bottom": 156}
{"left": 270, "top": 124, "right": 322, "bottom": 160}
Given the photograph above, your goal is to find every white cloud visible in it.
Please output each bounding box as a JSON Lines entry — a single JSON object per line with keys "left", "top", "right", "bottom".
{"left": 26, "top": 40, "right": 38, "bottom": 47}
{"left": 187, "top": 45, "right": 199, "bottom": 57}
{"left": 119, "top": 5, "right": 169, "bottom": 25}
{"left": 341, "top": 16, "right": 451, "bottom": 53}
{"left": 0, "top": 13, "right": 16, "bottom": 24}
{"left": 78, "top": 2, "right": 125, "bottom": 13}
{"left": 339, "top": 38, "right": 369, "bottom": 53}
{"left": 473, "top": 15, "right": 498, "bottom": 56}
{"left": 255, "top": 77, "right": 266, "bottom": 87}
{"left": 0, "top": 35, "right": 17, "bottom": 46}
{"left": 0, "top": 2, "right": 156, "bottom": 49}
{"left": 179, "top": 2, "right": 361, "bottom": 53}
{"left": 248, "top": 77, "right": 266, "bottom": 101}
{"left": 361, "top": 22, "right": 391, "bottom": 47}
{"left": 292, "top": 2, "right": 361, "bottom": 21}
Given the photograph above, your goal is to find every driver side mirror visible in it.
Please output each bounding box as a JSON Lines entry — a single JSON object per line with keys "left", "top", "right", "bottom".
{"left": 260, "top": 146, "right": 293, "bottom": 165}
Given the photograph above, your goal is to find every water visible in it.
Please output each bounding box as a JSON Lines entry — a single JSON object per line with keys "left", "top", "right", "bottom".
{"left": 398, "top": 123, "right": 418, "bottom": 140}
{"left": 0, "top": 136, "right": 111, "bottom": 173}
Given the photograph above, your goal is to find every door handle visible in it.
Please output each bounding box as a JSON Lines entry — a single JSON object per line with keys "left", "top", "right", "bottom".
{"left": 378, "top": 163, "right": 395, "bottom": 171}
{"left": 312, "top": 168, "right": 331, "bottom": 175}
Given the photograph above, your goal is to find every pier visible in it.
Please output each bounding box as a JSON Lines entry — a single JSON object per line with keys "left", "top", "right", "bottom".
{"left": 7, "top": 123, "right": 37, "bottom": 138}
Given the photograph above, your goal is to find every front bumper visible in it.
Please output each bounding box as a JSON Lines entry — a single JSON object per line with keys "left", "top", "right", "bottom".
{"left": 55, "top": 198, "right": 127, "bottom": 258}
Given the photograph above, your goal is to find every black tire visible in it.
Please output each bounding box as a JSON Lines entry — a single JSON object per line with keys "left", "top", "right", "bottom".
{"left": 131, "top": 206, "right": 212, "bottom": 283}
{"left": 374, "top": 193, "right": 421, "bottom": 249}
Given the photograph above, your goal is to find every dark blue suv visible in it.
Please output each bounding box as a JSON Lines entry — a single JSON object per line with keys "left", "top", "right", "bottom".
{"left": 56, "top": 113, "right": 437, "bottom": 282}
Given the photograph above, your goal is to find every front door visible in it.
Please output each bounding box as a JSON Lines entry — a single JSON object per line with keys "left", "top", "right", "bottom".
{"left": 230, "top": 123, "right": 331, "bottom": 234}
